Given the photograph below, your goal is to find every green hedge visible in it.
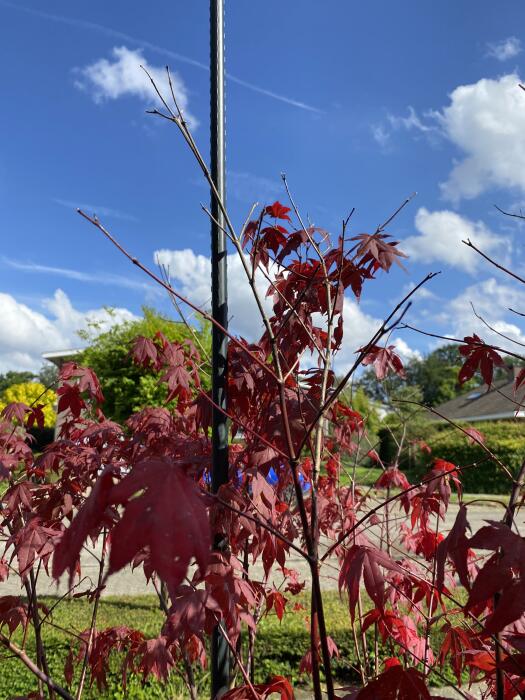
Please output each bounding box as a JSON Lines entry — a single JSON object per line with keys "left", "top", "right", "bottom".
{"left": 380, "top": 420, "right": 525, "bottom": 494}
{"left": 0, "top": 593, "right": 462, "bottom": 697}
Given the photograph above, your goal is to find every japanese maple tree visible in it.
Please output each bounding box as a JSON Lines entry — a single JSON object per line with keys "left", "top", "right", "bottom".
{"left": 1, "top": 69, "right": 524, "bottom": 700}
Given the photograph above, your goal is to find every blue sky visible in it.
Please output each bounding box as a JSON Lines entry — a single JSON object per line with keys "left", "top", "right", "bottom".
{"left": 2, "top": 0, "right": 525, "bottom": 372}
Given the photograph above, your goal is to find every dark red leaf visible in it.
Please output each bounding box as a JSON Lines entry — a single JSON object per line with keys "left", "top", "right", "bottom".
{"left": 458, "top": 335, "right": 503, "bottom": 387}
{"left": 436, "top": 504, "right": 471, "bottom": 591}
{"left": 223, "top": 675, "right": 294, "bottom": 699}
{"left": 108, "top": 458, "right": 210, "bottom": 592}
{"left": 355, "top": 665, "right": 431, "bottom": 699}
{"left": 360, "top": 345, "right": 405, "bottom": 380}
{"left": 339, "top": 543, "right": 403, "bottom": 619}
{"left": 131, "top": 336, "right": 159, "bottom": 369}
{"left": 351, "top": 232, "right": 407, "bottom": 273}
{"left": 137, "top": 637, "right": 175, "bottom": 682}
{"left": 53, "top": 469, "right": 115, "bottom": 580}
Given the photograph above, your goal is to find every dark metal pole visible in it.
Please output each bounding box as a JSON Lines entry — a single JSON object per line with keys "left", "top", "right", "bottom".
{"left": 210, "top": 0, "right": 229, "bottom": 697}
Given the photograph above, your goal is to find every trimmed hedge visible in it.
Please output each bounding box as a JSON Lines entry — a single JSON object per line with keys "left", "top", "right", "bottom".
{"left": 0, "top": 593, "right": 461, "bottom": 697}
{"left": 379, "top": 420, "right": 525, "bottom": 494}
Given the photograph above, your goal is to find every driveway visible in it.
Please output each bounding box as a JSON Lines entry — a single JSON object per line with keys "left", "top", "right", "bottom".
{"left": 2, "top": 500, "right": 518, "bottom": 598}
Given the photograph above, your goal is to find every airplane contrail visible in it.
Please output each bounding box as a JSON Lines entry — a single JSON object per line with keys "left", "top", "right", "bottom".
{"left": 1, "top": 0, "right": 324, "bottom": 114}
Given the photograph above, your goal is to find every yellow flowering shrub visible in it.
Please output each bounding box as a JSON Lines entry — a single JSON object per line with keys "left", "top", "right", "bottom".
{"left": 0, "top": 382, "right": 57, "bottom": 427}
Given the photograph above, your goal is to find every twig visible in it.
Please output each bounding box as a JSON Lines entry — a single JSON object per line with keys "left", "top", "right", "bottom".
{"left": 463, "top": 235, "right": 525, "bottom": 286}
{"left": 0, "top": 633, "right": 74, "bottom": 700}
{"left": 75, "top": 529, "right": 107, "bottom": 699}
{"left": 77, "top": 210, "right": 279, "bottom": 384}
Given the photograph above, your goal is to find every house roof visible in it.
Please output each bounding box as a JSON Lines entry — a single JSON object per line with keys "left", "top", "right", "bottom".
{"left": 433, "top": 371, "right": 525, "bottom": 422}
{"left": 42, "top": 348, "right": 83, "bottom": 367}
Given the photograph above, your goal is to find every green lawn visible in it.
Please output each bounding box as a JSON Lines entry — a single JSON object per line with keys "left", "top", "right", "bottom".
{"left": 1, "top": 591, "right": 464, "bottom": 698}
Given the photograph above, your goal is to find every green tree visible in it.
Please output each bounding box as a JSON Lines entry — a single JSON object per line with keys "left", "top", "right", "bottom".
{"left": 358, "top": 343, "right": 482, "bottom": 407}
{"left": 0, "top": 371, "right": 36, "bottom": 393}
{"left": 339, "top": 384, "right": 381, "bottom": 434}
{"left": 79, "top": 308, "right": 211, "bottom": 422}
{"left": 38, "top": 363, "right": 59, "bottom": 388}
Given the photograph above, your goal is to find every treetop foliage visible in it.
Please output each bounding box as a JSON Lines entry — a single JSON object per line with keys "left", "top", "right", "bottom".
{"left": 358, "top": 342, "right": 517, "bottom": 408}
{"left": 78, "top": 307, "right": 211, "bottom": 422}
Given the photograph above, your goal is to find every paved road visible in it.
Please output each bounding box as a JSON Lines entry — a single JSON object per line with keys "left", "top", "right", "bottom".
{"left": 2, "top": 499, "right": 519, "bottom": 598}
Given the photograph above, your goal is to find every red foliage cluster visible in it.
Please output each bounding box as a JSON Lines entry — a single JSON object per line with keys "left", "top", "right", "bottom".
{"left": 0, "top": 199, "right": 524, "bottom": 700}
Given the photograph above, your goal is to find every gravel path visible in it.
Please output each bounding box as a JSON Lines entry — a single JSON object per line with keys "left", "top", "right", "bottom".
{"left": 2, "top": 500, "right": 517, "bottom": 598}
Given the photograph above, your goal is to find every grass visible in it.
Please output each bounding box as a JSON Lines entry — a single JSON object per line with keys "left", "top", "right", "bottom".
{"left": 0, "top": 591, "right": 466, "bottom": 698}
{"left": 339, "top": 464, "right": 382, "bottom": 487}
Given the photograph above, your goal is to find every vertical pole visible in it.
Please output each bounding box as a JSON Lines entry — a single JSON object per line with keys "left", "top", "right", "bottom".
{"left": 210, "top": 0, "right": 229, "bottom": 697}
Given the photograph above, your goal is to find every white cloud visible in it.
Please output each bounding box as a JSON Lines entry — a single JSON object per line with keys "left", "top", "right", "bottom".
{"left": 2, "top": 2, "right": 323, "bottom": 113}
{"left": 403, "top": 207, "right": 508, "bottom": 273}
{"left": 437, "top": 277, "right": 525, "bottom": 351}
{"left": 371, "top": 124, "right": 391, "bottom": 147}
{"left": 395, "top": 338, "right": 422, "bottom": 363}
{"left": 154, "top": 248, "right": 271, "bottom": 340}
{"left": 388, "top": 106, "right": 435, "bottom": 134}
{"left": 374, "top": 74, "right": 525, "bottom": 202}
{"left": 486, "top": 37, "right": 522, "bottom": 61}
{"left": 436, "top": 73, "right": 525, "bottom": 202}
{"left": 336, "top": 299, "right": 421, "bottom": 374}
{"left": 75, "top": 46, "right": 198, "bottom": 128}
{"left": 371, "top": 107, "right": 440, "bottom": 147}
{"left": 0, "top": 289, "right": 136, "bottom": 372}
{"left": 154, "top": 248, "right": 419, "bottom": 373}
{"left": 154, "top": 244, "right": 427, "bottom": 381}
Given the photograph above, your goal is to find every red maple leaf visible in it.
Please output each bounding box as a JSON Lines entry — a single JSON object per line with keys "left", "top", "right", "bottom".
{"left": 463, "top": 427, "right": 485, "bottom": 445}
{"left": 265, "top": 590, "right": 288, "bottom": 621}
{"left": 107, "top": 458, "right": 210, "bottom": 592}
{"left": 436, "top": 505, "right": 471, "bottom": 591}
{"left": 8, "top": 517, "right": 58, "bottom": 579}
{"left": 26, "top": 404, "right": 45, "bottom": 430}
{"left": 60, "top": 362, "right": 104, "bottom": 403}
{"left": 360, "top": 345, "right": 405, "bottom": 380}
{"left": 438, "top": 623, "right": 473, "bottom": 684}
{"left": 514, "top": 367, "right": 525, "bottom": 392}
{"left": 223, "top": 675, "right": 294, "bottom": 699}
{"left": 0, "top": 596, "right": 28, "bottom": 635}
{"left": 131, "top": 336, "right": 159, "bottom": 369}
{"left": 163, "top": 585, "right": 221, "bottom": 642}
{"left": 466, "top": 522, "right": 525, "bottom": 635}
{"left": 1, "top": 402, "right": 29, "bottom": 425}
{"left": 0, "top": 559, "right": 8, "bottom": 582}
{"left": 53, "top": 469, "right": 116, "bottom": 580}
{"left": 136, "top": 636, "right": 176, "bottom": 682}
{"left": 354, "top": 665, "right": 432, "bottom": 699}
{"left": 375, "top": 467, "right": 410, "bottom": 490}
{"left": 72, "top": 626, "right": 145, "bottom": 691}
{"left": 339, "top": 543, "right": 403, "bottom": 619}
{"left": 57, "top": 383, "right": 85, "bottom": 418}
{"left": 416, "top": 440, "right": 432, "bottom": 455}
{"left": 161, "top": 364, "right": 192, "bottom": 403}
{"left": 265, "top": 201, "right": 291, "bottom": 221}
{"left": 350, "top": 232, "right": 408, "bottom": 273}
{"left": 458, "top": 334, "right": 503, "bottom": 386}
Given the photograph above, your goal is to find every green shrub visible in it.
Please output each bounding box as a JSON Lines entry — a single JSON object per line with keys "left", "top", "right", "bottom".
{"left": 401, "top": 420, "right": 525, "bottom": 494}
{"left": 79, "top": 308, "right": 210, "bottom": 422}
